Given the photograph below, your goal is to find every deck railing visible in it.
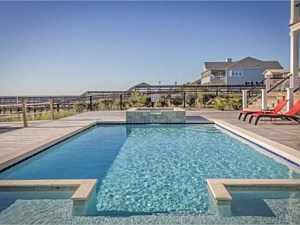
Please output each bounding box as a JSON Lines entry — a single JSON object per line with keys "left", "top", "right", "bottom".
{"left": 267, "top": 74, "right": 291, "bottom": 93}
{"left": 294, "top": 86, "right": 300, "bottom": 93}
{"left": 246, "top": 75, "right": 294, "bottom": 107}
{"left": 0, "top": 84, "right": 270, "bottom": 126}
{"left": 246, "top": 78, "right": 266, "bottom": 106}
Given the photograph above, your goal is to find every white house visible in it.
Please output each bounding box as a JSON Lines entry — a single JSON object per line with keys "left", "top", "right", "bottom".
{"left": 201, "top": 57, "right": 282, "bottom": 85}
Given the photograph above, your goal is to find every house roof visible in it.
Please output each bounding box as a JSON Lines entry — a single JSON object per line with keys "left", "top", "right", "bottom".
{"left": 133, "top": 82, "right": 150, "bottom": 87}
{"left": 226, "top": 57, "right": 282, "bottom": 70}
{"left": 193, "top": 78, "right": 201, "bottom": 84}
{"left": 263, "top": 69, "right": 290, "bottom": 76}
{"left": 127, "top": 82, "right": 151, "bottom": 91}
{"left": 203, "top": 56, "right": 282, "bottom": 71}
{"left": 204, "top": 62, "right": 234, "bottom": 70}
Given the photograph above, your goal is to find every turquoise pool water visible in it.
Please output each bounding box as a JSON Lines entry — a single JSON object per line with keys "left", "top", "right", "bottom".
{"left": 229, "top": 190, "right": 300, "bottom": 217}
{"left": 1, "top": 124, "right": 300, "bottom": 223}
{"left": 0, "top": 190, "right": 73, "bottom": 213}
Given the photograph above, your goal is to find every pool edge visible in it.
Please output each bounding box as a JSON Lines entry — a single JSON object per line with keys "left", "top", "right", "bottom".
{"left": 0, "top": 179, "right": 97, "bottom": 216}
{"left": 0, "top": 121, "right": 97, "bottom": 172}
{"left": 1, "top": 120, "right": 299, "bottom": 173}
{"left": 214, "top": 119, "right": 300, "bottom": 167}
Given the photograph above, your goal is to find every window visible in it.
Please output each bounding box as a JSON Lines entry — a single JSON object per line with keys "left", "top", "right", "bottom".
{"left": 229, "top": 69, "right": 243, "bottom": 77}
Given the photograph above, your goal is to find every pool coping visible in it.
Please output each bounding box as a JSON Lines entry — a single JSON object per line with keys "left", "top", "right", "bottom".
{"left": 207, "top": 178, "right": 300, "bottom": 204}
{"left": 0, "top": 179, "right": 97, "bottom": 202}
{"left": 214, "top": 120, "right": 300, "bottom": 167}
{"left": 97, "top": 121, "right": 214, "bottom": 125}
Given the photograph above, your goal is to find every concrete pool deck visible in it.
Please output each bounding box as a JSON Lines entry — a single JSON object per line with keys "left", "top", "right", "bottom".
{"left": 0, "top": 110, "right": 299, "bottom": 172}
{"left": 197, "top": 110, "right": 300, "bottom": 151}
{"left": 0, "top": 120, "right": 96, "bottom": 171}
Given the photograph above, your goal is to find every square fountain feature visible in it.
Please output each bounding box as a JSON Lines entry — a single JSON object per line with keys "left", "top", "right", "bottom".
{"left": 126, "top": 107, "right": 186, "bottom": 124}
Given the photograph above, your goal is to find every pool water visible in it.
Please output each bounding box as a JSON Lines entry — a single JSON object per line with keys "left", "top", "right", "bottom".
{"left": 229, "top": 190, "right": 300, "bottom": 217}
{"left": 1, "top": 124, "right": 300, "bottom": 223}
{"left": 0, "top": 190, "right": 73, "bottom": 213}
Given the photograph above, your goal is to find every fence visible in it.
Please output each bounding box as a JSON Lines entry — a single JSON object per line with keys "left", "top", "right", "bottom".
{"left": 0, "top": 84, "right": 262, "bottom": 126}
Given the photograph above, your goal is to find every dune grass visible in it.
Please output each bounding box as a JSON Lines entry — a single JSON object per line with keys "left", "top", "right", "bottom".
{"left": 0, "top": 109, "right": 78, "bottom": 122}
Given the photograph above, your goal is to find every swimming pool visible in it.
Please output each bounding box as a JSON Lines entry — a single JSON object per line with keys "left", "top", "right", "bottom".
{"left": 0, "top": 124, "right": 300, "bottom": 223}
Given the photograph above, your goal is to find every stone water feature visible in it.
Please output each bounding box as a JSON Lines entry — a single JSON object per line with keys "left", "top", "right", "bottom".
{"left": 126, "top": 107, "right": 186, "bottom": 124}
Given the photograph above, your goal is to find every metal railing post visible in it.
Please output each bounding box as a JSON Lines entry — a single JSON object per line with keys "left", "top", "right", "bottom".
{"left": 120, "top": 94, "right": 123, "bottom": 110}
{"left": 89, "top": 96, "right": 93, "bottom": 111}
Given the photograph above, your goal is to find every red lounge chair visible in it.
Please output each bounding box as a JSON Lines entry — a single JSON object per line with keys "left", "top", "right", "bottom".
{"left": 249, "top": 100, "right": 300, "bottom": 125}
{"left": 238, "top": 99, "right": 288, "bottom": 121}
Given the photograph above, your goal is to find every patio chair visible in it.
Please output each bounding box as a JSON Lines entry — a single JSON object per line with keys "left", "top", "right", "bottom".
{"left": 249, "top": 100, "right": 300, "bottom": 125}
{"left": 238, "top": 99, "right": 288, "bottom": 121}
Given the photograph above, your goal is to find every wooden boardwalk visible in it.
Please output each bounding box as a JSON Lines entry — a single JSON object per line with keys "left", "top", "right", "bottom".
{"left": 0, "top": 110, "right": 299, "bottom": 171}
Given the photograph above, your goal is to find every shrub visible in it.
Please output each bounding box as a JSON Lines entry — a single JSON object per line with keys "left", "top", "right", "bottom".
{"left": 122, "top": 100, "right": 131, "bottom": 110}
{"left": 129, "top": 92, "right": 147, "bottom": 107}
{"left": 228, "top": 97, "right": 242, "bottom": 110}
{"left": 186, "top": 93, "right": 197, "bottom": 107}
{"left": 73, "top": 102, "right": 88, "bottom": 113}
{"left": 0, "top": 109, "right": 77, "bottom": 122}
{"left": 171, "top": 95, "right": 183, "bottom": 107}
{"left": 199, "top": 93, "right": 216, "bottom": 107}
{"left": 158, "top": 96, "right": 169, "bottom": 107}
{"left": 144, "top": 97, "right": 152, "bottom": 107}
{"left": 212, "top": 96, "right": 242, "bottom": 110}
{"left": 97, "top": 99, "right": 118, "bottom": 110}
{"left": 212, "top": 97, "right": 228, "bottom": 110}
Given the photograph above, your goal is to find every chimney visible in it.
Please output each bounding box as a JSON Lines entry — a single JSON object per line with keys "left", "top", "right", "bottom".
{"left": 226, "top": 58, "right": 232, "bottom": 63}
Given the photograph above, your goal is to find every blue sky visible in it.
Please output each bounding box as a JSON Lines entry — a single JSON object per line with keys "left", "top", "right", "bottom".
{"left": 0, "top": 1, "right": 290, "bottom": 95}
